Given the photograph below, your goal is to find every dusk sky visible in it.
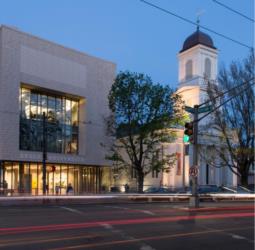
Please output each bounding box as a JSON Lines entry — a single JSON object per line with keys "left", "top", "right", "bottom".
{"left": 1, "top": 0, "right": 254, "bottom": 89}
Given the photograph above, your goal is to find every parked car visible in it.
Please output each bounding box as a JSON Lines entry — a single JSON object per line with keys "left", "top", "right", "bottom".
{"left": 197, "top": 185, "right": 222, "bottom": 194}
{"left": 247, "top": 184, "right": 255, "bottom": 193}
{"left": 110, "top": 186, "right": 121, "bottom": 192}
{"left": 236, "top": 186, "right": 252, "bottom": 193}
{"left": 222, "top": 185, "right": 254, "bottom": 194}
{"left": 177, "top": 185, "right": 255, "bottom": 195}
{"left": 177, "top": 187, "right": 191, "bottom": 194}
{"left": 219, "top": 186, "right": 236, "bottom": 193}
{"left": 144, "top": 187, "right": 175, "bottom": 194}
{"left": 178, "top": 185, "right": 223, "bottom": 194}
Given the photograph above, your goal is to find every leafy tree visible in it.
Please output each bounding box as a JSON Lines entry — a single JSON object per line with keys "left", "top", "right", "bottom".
{"left": 206, "top": 53, "right": 254, "bottom": 186}
{"left": 106, "top": 71, "right": 186, "bottom": 193}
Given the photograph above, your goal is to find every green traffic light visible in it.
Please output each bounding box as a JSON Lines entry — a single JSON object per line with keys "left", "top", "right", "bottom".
{"left": 183, "top": 134, "right": 189, "bottom": 143}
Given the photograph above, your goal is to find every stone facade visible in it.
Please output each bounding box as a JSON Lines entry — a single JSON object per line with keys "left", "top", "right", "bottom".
{"left": 0, "top": 25, "right": 116, "bottom": 167}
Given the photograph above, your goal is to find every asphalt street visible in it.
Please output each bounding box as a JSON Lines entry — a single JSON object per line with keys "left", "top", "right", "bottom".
{"left": 0, "top": 202, "right": 254, "bottom": 250}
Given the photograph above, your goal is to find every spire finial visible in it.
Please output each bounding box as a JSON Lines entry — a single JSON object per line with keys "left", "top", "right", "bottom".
{"left": 196, "top": 16, "right": 200, "bottom": 31}
{"left": 196, "top": 9, "right": 205, "bottom": 31}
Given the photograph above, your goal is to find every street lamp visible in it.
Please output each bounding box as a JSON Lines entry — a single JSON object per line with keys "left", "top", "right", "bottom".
{"left": 42, "top": 112, "right": 47, "bottom": 195}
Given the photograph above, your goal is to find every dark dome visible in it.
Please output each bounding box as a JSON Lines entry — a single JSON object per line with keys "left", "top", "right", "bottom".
{"left": 180, "top": 29, "right": 216, "bottom": 52}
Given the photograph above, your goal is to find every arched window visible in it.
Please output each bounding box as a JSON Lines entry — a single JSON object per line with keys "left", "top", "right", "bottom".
{"left": 185, "top": 60, "right": 193, "bottom": 80}
{"left": 205, "top": 58, "right": 211, "bottom": 79}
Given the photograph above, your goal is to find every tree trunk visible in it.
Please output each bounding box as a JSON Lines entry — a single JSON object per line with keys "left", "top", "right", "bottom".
{"left": 137, "top": 172, "right": 144, "bottom": 193}
{"left": 240, "top": 173, "right": 248, "bottom": 187}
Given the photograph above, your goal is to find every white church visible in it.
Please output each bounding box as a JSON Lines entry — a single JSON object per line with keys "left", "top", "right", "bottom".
{"left": 175, "top": 27, "right": 237, "bottom": 189}
{"left": 114, "top": 27, "right": 237, "bottom": 191}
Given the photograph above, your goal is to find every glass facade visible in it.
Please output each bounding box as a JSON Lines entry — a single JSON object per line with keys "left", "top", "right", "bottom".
{"left": 0, "top": 87, "right": 111, "bottom": 196}
{"left": 1, "top": 162, "right": 102, "bottom": 195}
{"left": 19, "top": 87, "right": 79, "bottom": 154}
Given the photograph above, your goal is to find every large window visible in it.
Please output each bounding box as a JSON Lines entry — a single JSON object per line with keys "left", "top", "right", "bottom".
{"left": 204, "top": 58, "right": 211, "bottom": 79}
{"left": 19, "top": 87, "right": 79, "bottom": 154}
{"left": 2, "top": 162, "right": 102, "bottom": 195}
{"left": 185, "top": 59, "right": 193, "bottom": 80}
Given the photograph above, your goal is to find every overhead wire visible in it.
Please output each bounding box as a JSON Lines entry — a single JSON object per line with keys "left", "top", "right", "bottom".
{"left": 140, "top": 0, "right": 253, "bottom": 50}
{"left": 196, "top": 80, "right": 255, "bottom": 123}
{"left": 212, "top": 0, "right": 255, "bottom": 23}
{"left": 198, "top": 77, "right": 255, "bottom": 108}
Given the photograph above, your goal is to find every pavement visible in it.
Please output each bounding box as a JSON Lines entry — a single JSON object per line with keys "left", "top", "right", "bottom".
{"left": 0, "top": 193, "right": 254, "bottom": 206}
{"left": 0, "top": 201, "right": 254, "bottom": 249}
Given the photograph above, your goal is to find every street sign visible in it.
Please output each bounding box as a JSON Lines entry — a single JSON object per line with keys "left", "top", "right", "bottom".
{"left": 185, "top": 105, "right": 212, "bottom": 114}
{"left": 185, "top": 106, "right": 195, "bottom": 114}
{"left": 189, "top": 166, "right": 198, "bottom": 177}
{"left": 198, "top": 105, "right": 212, "bottom": 114}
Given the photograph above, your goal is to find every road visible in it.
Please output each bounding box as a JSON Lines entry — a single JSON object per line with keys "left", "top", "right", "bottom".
{"left": 0, "top": 202, "right": 254, "bottom": 250}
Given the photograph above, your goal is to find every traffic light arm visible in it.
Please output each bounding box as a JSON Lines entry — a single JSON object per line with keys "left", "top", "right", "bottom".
{"left": 196, "top": 81, "right": 254, "bottom": 123}
{"left": 197, "top": 77, "right": 254, "bottom": 109}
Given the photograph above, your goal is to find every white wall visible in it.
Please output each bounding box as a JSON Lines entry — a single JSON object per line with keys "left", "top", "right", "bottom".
{"left": 178, "top": 44, "right": 218, "bottom": 84}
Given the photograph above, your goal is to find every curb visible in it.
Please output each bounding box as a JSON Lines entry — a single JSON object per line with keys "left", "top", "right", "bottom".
{"left": 0, "top": 194, "right": 254, "bottom": 206}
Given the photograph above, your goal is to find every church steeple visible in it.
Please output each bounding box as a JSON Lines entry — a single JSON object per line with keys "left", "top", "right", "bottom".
{"left": 180, "top": 28, "right": 216, "bottom": 53}
{"left": 177, "top": 28, "right": 218, "bottom": 107}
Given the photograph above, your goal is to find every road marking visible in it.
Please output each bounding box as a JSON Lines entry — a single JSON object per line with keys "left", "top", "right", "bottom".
{"left": 100, "top": 223, "right": 113, "bottom": 230}
{"left": 228, "top": 232, "right": 253, "bottom": 243}
{"left": 141, "top": 210, "right": 155, "bottom": 215}
{"left": 104, "top": 205, "right": 155, "bottom": 215}
{"left": 140, "top": 245, "right": 156, "bottom": 250}
{"left": 231, "top": 234, "right": 247, "bottom": 240}
{"left": 101, "top": 217, "right": 156, "bottom": 250}
{"left": 59, "top": 206, "right": 84, "bottom": 215}
{"left": 0, "top": 234, "right": 104, "bottom": 247}
{"left": 49, "top": 226, "right": 252, "bottom": 249}
{"left": 199, "top": 224, "right": 254, "bottom": 244}
{"left": 179, "top": 207, "right": 216, "bottom": 210}
{"left": 104, "top": 205, "right": 129, "bottom": 210}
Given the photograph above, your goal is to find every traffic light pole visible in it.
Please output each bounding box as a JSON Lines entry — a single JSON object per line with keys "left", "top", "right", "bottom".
{"left": 185, "top": 79, "right": 255, "bottom": 208}
{"left": 190, "top": 105, "right": 199, "bottom": 207}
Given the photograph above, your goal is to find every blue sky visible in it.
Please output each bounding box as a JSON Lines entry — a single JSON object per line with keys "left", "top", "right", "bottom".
{"left": 1, "top": 0, "right": 253, "bottom": 89}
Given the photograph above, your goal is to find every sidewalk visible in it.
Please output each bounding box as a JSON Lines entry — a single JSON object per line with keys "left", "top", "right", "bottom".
{"left": 0, "top": 193, "right": 254, "bottom": 206}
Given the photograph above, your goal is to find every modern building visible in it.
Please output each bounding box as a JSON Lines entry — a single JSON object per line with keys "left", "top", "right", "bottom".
{"left": 0, "top": 25, "right": 116, "bottom": 195}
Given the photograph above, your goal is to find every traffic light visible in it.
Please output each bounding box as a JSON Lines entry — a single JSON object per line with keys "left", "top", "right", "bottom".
{"left": 184, "top": 122, "right": 193, "bottom": 143}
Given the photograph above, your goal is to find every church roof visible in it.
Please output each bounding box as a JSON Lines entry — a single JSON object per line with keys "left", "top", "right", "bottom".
{"left": 180, "top": 28, "right": 216, "bottom": 52}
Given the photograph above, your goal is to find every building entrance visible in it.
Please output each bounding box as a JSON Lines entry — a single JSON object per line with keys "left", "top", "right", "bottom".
{"left": 0, "top": 162, "right": 102, "bottom": 195}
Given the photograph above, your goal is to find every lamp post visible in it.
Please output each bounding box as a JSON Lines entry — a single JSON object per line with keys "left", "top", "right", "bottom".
{"left": 42, "top": 112, "right": 47, "bottom": 195}
{"left": 0, "top": 161, "right": 4, "bottom": 195}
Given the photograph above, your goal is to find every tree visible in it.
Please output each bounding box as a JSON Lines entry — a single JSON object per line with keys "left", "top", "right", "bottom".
{"left": 106, "top": 71, "right": 186, "bottom": 193}
{"left": 206, "top": 53, "right": 254, "bottom": 186}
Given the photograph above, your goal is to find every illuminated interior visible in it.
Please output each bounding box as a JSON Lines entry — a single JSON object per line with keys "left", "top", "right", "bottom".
{"left": 3, "top": 162, "right": 105, "bottom": 195}
{"left": 19, "top": 86, "right": 79, "bottom": 154}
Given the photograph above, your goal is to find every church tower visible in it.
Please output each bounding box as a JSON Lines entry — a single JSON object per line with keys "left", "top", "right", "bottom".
{"left": 177, "top": 27, "right": 218, "bottom": 107}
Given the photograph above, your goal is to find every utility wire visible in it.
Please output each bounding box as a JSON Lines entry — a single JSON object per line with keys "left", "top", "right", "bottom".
{"left": 198, "top": 77, "right": 255, "bottom": 108}
{"left": 212, "top": 0, "right": 255, "bottom": 23}
{"left": 196, "top": 80, "right": 255, "bottom": 123}
{"left": 140, "top": 0, "right": 253, "bottom": 50}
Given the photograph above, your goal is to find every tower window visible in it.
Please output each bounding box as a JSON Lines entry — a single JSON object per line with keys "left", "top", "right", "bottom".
{"left": 205, "top": 58, "right": 211, "bottom": 79}
{"left": 185, "top": 60, "right": 193, "bottom": 80}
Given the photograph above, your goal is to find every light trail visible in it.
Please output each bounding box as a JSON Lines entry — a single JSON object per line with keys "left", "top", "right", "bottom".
{"left": 50, "top": 226, "right": 253, "bottom": 250}
{"left": 0, "top": 233, "right": 105, "bottom": 248}
{"left": 0, "top": 212, "right": 253, "bottom": 236}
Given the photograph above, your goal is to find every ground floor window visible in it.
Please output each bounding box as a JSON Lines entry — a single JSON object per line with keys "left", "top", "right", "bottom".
{"left": 0, "top": 162, "right": 104, "bottom": 196}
